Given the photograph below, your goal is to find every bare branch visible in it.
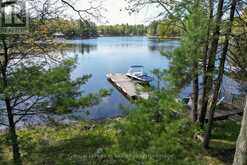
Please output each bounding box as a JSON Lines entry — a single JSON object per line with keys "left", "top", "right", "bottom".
{"left": 61, "top": 0, "right": 104, "bottom": 22}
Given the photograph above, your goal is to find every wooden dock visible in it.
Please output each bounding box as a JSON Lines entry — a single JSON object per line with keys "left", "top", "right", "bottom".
{"left": 106, "top": 73, "right": 149, "bottom": 100}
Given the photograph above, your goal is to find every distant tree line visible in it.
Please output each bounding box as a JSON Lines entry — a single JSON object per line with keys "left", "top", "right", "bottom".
{"left": 97, "top": 24, "right": 147, "bottom": 36}
{"left": 40, "top": 19, "right": 182, "bottom": 38}
{"left": 38, "top": 18, "right": 98, "bottom": 39}
{"left": 97, "top": 22, "right": 181, "bottom": 38}
{"left": 147, "top": 20, "right": 182, "bottom": 38}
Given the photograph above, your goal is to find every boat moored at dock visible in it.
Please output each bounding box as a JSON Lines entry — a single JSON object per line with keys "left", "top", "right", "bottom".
{"left": 126, "top": 65, "right": 154, "bottom": 84}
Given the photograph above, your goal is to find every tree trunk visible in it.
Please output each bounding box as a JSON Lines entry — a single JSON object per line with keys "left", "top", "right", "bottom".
{"left": 233, "top": 97, "right": 247, "bottom": 165}
{"left": 203, "top": 0, "right": 237, "bottom": 149}
{"left": 1, "top": 37, "right": 22, "bottom": 165}
{"left": 6, "top": 98, "right": 22, "bottom": 165}
{"left": 199, "top": 0, "right": 224, "bottom": 127}
{"left": 202, "top": 0, "right": 214, "bottom": 73}
{"left": 199, "top": 0, "right": 214, "bottom": 126}
{"left": 192, "top": 62, "right": 199, "bottom": 122}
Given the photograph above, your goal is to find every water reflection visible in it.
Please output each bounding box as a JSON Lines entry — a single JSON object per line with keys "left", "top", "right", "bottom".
{"left": 79, "top": 44, "right": 97, "bottom": 55}
{"left": 148, "top": 39, "right": 180, "bottom": 52}
{"left": 62, "top": 42, "right": 98, "bottom": 55}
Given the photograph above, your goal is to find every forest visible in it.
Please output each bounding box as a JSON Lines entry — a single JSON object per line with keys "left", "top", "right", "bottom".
{"left": 97, "top": 24, "right": 147, "bottom": 36}
{"left": 41, "top": 19, "right": 98, "bottom": 39}
{"left": 44, "top": 19, "right": 180, "bottom": 38}
{"left": 147, "top": 20, "right": 181, "bottom": 38}
{"left": 0, "top": 0, "right": 247, "bottom": 165}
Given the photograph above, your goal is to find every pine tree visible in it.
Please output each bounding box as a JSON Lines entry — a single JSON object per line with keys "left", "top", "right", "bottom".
{"left": 203, "top": 0, "right": 238, "bottom": 149}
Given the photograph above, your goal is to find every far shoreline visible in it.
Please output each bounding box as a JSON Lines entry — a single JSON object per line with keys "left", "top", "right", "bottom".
{"left": 59, "top": 35, "right": 181, "bottom": 41}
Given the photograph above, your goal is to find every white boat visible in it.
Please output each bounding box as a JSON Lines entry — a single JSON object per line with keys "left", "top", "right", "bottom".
{"left": 126, "top": 65, "right": 154, "bottom": 83}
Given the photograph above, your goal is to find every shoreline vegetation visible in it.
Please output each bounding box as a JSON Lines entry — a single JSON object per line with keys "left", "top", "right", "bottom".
{"left": 58, "top": 35, "right": 181, "bottom": 40}
{"left": 0, "top": 85, "right": 242, "bottom": 165}
{"left": 48, "top": 18, "right": 181, "bottom": 39}
{"left": 147, "top": 35, "right": 181, "bottom": 40}
{"left": 0, "top": 111, "right": 240, "bottom": 165}
{"left": 63, "top": 35, "right": 181, "bottom": 40}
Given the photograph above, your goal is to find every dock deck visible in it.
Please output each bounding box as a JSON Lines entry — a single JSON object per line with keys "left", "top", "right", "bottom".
{"left": 106, "top": 73, "right": 149, "bottom": 100}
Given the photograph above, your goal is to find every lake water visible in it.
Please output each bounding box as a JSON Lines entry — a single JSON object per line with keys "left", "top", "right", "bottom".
{"left": 63, "top": 37, "right": 180, "bottom": 120}
{"left": 1, "top": 36, "right": 245, "bottom": 130}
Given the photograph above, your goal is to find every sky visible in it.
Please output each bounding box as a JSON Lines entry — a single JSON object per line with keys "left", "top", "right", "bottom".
{"left": 101, "top": 0, "right": 162, "bottom": 25}
{"left": 69, "top": 0, "right": 163, "bottom": 25}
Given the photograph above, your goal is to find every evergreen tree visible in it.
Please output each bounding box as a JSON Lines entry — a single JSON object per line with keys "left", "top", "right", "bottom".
{"left": 165, "top": 0, "right": 207, "bottom": 122}
{"left": 203, "top": 0, "right": 237, "bottom": 148}
{"left": 0, "top": 1, "right": 106, "bottom": 164}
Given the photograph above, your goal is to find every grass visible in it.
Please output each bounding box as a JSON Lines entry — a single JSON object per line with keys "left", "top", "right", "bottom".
{"left": 0, "top": 121, "right": 117, "bottom": 165}
{"left": 0, "top": 119, "right": 240, "bottom": 165}
{"left": 206, "top": 120, "right": 241, "bottom": 165}
{"left": 212, "top": 120, "right": 241, "bottom": 142}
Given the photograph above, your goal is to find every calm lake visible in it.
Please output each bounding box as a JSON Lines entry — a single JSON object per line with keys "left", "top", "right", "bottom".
{"left": 64, "top": 36, "right": 180, "bottom": 120}
{"left": 1, "top": 36, "right": 245, "bottom": 129}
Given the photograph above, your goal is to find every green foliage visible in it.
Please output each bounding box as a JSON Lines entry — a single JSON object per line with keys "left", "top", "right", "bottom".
{"left": 32, "top": 19, "right": 148, "bottom": 38}
{"left": 0, "top": 15, "right": 108, "bottom": 164}
{"left": 164, "top": 47, "right": 193, "bottom": 90}
{"left": 10, "top": 122, "right": 115, "bottom": 165}
{"left": 182, "top": 0, "right": 207, "bottom": 59}
{"left": 114, "top": 91, "right": 203, "bottom": 164}
{"left": 78, "top": 21, "right": 98, "bottom": 38}
{"left": 212, "top": 120, "right": 241, "bottom": 142}
{"left": 164, "top": 0, "right": 208, "bottom": 90}
{"left": 228, "top": 38, "right": 247, "bottom": 80}
{"left": 229, "top": 10, "right": 247, "bottom": 80}
{"left": 148, "top": 20, "right": 181, "bottom": 38}
{"left": 1, "top": 55, "right": 111, "bottom": 115}
{"left": 0, "top": 92, "right": 235, "bottom": 164}
{"left": 97, "top": 24, "right": 147, "bottom": 36}
{"left": 152, "top": 69, "right": 166, "bottom": 90}
{"left": 32, "top": 18, "right": 98, "bottom": 39}
{"left": 99, "top": 89, "right": 113, "bottom": 97}
{"left": 147, "top": 21, "right": 159, "bottom": 36}
{"left": 36, "top": 19, "right": 147, "bottom": 38}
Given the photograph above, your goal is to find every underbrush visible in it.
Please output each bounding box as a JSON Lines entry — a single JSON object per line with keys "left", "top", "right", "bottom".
{"left": 0, "top": 93, "right": 239, "bottom": 165}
